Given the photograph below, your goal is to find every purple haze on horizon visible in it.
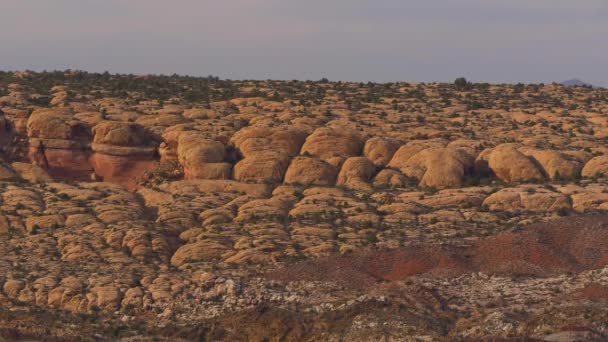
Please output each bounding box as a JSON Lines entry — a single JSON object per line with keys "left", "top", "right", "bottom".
{"left": 1, "top": 0, "right": 606, "bottom": 86}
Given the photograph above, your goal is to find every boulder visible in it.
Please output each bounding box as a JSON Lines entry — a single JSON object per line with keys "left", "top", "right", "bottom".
{"left": 387, "top": 140, "right": 446, "bottom": 171}
{"left": 73, "top": 112, "right": 104, "bottom": 128}
{"left": 92, "top": 121, "right": 146, "bottom": 146}
{"left": 417, "top": 188, "right": 487, "bottom": 208}
{"left": 159, "top": 125, "right": 196, "bottom": 162}
{"left": 231, "top": 127, "right": 307, "bottom": 183}
{"left": 284, "top": 157, "right": 338, "bottom": 186}
{"left": 477, "top": 144, "right": 544, "bottom": 183}
{"left": 88, "top": 286, "right": 121, "bottom": 311}
{"left": 363, "top": 137, "right": 399, "bottom": 167}
{"left": 161, "top": 180, "right": 272, "bottom": 198}
{"left": 224, "top": 249, "right": 276, "bottom": 265}
{"left": 90, "top": 121, "right": 158, "bottom": 189}
{"left": 233, "top": 151, "right": 291, "bottom": 183}
{"left": 28, "top": 139, "right": 93, "bottom": 180}
{"left": 300, "top": 127, "right": 363, "bottom": 161}
{"left": 89, "top": 150, "right": 157, "bottom": 190}
{"left": 177, "top": 133, "right": 231, "bottom": 180}
{"left": 373, "top": 169, "right": 407, "bottom": 188}
{"left": 171, "top": 240, "right": 231, "bottom": 266}
{"left": 3, "top": 280, "right": 24, "bottom": 298}
{"left": 136, "top": 114, "right": 188, "bottom": 128}
{"left": 26, "top": 110, "right": 93, "bottom": 180}
{"left": 391, "top": 146, "right": 474, "bottom": 189}
{"left": 519, "top": 148, "right": 582, "bottom": 180}
{"left": 27, "top": 110, "right": 74, "bottom": 140}
{"left": 231, "top": 126, "right": 307, "bottom": 157}
{"left": 570, "top": 189, "right": 608, "bottom": 212}
{"left": 581, "top": 155, "right": 608, "bottom": 178}
{"left": 336, "top": 157, "right": 375, "bottom": 190}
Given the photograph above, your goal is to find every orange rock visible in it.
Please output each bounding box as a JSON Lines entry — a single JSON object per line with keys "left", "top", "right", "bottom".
{"left": 284, "top": 157, "right": 338, "bottom": 186}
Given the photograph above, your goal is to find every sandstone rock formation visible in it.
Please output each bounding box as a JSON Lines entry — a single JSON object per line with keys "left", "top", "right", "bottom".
{"left": 519, "top": 147, "right": 583, "bottom": 180}
{"left": 389, "top": 144, "right": 474, "bottom": 189}
{"left": 476, "top": 144, "right": 544, "bottom": 183}
{"left": 300, "top": 127, "right": 363, "bottom": 162}
{"left": 284, "top": 157, "right": 338, "bottom": 186}
{"left": 1, "top": 72, "right": 608, "bottom": 340}
{"left": 581, "top": 155, "right": 608, "bottom": 178}
{"left": 231, "top": 127, "right": 307, "bottom": 183}
{"left": 363, "top": 137, "right": 399, "bottom": 167}
{"left": 26, "top": 109, "right": 93, "bottom": 180}
{"left": 336, "top": 156, "right": 375, "bottom": 191}
{"left": 90, "top": 121, "right": 158, "bottom": 189}
{"left": 177, "top": 132, "right": 231, "bottom": 180}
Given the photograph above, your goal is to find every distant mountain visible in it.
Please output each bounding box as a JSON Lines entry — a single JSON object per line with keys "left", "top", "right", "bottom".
{"left": 560, "top": 79, "right": 592, "bottom": 87}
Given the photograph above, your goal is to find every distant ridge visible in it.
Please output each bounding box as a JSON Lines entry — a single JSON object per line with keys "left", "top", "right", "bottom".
{"left": 561, "top": 79, "right": 592, "bottom": 87}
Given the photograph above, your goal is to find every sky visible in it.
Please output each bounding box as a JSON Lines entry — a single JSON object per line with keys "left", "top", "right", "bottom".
{"left": 1, "top": 0, "right": 607, "bottom": 86}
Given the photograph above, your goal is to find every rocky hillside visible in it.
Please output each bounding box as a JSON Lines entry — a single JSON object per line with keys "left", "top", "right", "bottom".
{"left": 1, "top": 71, "right": 608, "bottom": 340}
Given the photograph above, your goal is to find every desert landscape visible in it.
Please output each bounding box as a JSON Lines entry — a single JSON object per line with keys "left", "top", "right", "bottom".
{"left": 1, "top": 70, "right": 608, "bottom": 340}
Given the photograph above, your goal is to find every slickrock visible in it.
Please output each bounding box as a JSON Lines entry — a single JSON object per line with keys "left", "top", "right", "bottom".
{"left": 477, "top": 144, "right": 544, "bottom": 183}
{"left": 284, "top": 156, "right": 338, "bottom": 186}
{"left": 1, "top": 72, "right": 608, "bottom": 340}
{"left": 90, "top": 121, "right": 158, "bottom": 189}
{"left": 581, "top": 155, "right": 608, "bottom": 178}
{"left": 231, "top": 127, "right": 307, "bottom": 183}
{"left": 390, "top": 144, "right": 474, "bottom": 189}
{"left": 482, "top": 186, "right": 571, "bottom": 212}
{"left": 26, "top": 109, "right": 93, "bottom": 180}
{"left": 177, "top": 132, "right": 231, "bottom": 180}
{"left": 363, "top": 137, "right": 400, "bottom": 167}
{"left": 336, "top": 156, "right": 375, "bottom": 191}
{"left": 519, "top": 147, "right": 583, "bottom": 180}
{"left": 300, "top": 127, "right": 364, "bottom": 162}
{"left": 10, "top": 162, "right": 53, "bottom": 183}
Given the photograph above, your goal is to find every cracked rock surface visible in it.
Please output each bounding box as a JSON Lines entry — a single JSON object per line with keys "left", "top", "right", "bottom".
{"left": 1, "top": 71, "right": 608, "bottom": 340}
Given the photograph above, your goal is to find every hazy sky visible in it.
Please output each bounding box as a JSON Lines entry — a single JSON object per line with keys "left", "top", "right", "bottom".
{"left": 1, "top": 0, "right": 607, "bottom": 85}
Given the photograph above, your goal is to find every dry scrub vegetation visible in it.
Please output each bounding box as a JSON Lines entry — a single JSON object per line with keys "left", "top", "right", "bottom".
{"left": 1, "top": 71, "right": 608, "bottom": 340}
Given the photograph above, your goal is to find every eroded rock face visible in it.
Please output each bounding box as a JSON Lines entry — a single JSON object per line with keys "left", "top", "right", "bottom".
{"left": 300, "top": 127, "right": 363, "bottom": 162}
{"left": 26, "top": 109, "right": 93, "bottom": 180}
{"left": 363, "top": 137, "right": 399, "bottom": 167}
{"left": 90, "top": 121, "right": 158, "bottom": 189}
{"left": 581, "top": 155, "right": 608, "bottom": 178}
{"left": 519, "top": 147, "right": 583, "bottom": 180}
{"left": 284, "top": 157, "right": 338, "bottom": 186}
{"left": 26, "top": 109, "right": 75, "bottom": 140}
{"left": 389, "top": 144, "right": 474, "bottom": 189}
{"left": 337, "top": 157, "right": 375, "bottom": 191}
{"left": 477, "top": 144, "right": 544, "bottom": 183}
{"left": 482, "top": 186, "right": 570, "bottom": 212}
{"left": 92, "top": 121, "right": 146, "bottom": 146}
{"left": 231, "top": 127, "right": 307, "bottom": 183}
{"left": 10, "top": 162, "right": 53, "bottom": 183}
{"left": 177, "top": 132, "right": 231, "bottom": 180}
{"left": 373, "top": 169, "right": 407, "bottom": 188}
{"left": 388, "top": 140, "right": 446, "bottom": 171}
{"left": 171, "top": 240, "right": 231, "bottom": 266}
{"left": 0, "top": 162, "right": 19, "bottom": 181}
{"left": 4, "top": 73, "right": 608, "bottom": 341}
{"left": 0, "top": 111, "right": 14, "bottom": 147}
{"left": 28, "top": 138, "right": 93, "bottom": 180}
{"left": 158, "top": 125, "right": 195, "bottom": 162}
{"left": 89, "top": 152, "right": 157, "bottom": 190}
